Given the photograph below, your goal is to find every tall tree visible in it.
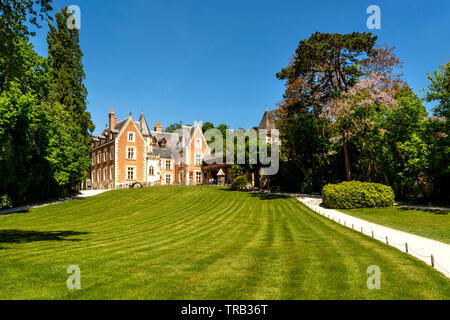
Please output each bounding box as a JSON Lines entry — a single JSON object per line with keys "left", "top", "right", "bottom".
{"left": 46, "top": 8, "right": 93, "bottom": 134}
{"left": 45, "top": 8, "right": 93, "bottom": 192}
{"left": 423, "top": 62, "right": 450, "bottom": 201}
{"left": 277, "top": 32, "right": 378, "bottom": 182}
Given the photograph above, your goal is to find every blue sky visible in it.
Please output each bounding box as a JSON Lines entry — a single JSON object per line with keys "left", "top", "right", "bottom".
{"left": 29, "top": 0, "right": 449, "bottom": 135}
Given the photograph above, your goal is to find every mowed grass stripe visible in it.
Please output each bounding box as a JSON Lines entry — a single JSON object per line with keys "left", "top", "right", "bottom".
{"left": 0, "top": 186, "right": 448, "bottom": 299}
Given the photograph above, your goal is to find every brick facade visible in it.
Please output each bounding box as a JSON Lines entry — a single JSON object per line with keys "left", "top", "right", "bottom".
{"left": 90, "top": 110, "right": 209, "bottom": 189}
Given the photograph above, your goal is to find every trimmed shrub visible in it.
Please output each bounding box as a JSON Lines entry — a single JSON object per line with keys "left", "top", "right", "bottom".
{"left": 129, "top": 182, "right": 143, "bottom": 189}
{"left": 230, "top": 176, "right": 249, "bottom": 191}
{"left": 322, "top": 181, "right": 395, "bottom": 209}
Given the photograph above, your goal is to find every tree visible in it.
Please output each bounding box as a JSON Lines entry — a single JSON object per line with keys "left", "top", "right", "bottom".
{"left": 0, "top": 4, "right": 94, "bottom": 206}
{"left": 375, "top": 88, "right": 428, "bottom": 198}
{"left": 424, "top": 61, "right": 450, "bottom": 119}
{"left": 165, "top": 123, "right": 180, "bottom": 133}
{"left": 0, "top": 0, "right": 53, "bottom": 90}
{"left": 47, "top": 8, "right": 93, "bottom": 135}
{"left": 216, "top": 124, "right": 229, "bottom": 137}
{"left": 423, "top": 62, "right": 450, "bottom": 201}
{"left": 202, "top": 121, "right": 214, "bottom": 133}
{"left": 276, "top": 32, "right": 378, "bottom": 184}
{"left": 45, "top": 8, "right": 93, "bottom": 194}
{"left": 324, "top": 73, "right": 397, "bottom": 183}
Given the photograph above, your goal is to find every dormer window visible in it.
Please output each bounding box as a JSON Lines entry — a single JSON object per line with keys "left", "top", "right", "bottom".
{"left": 160, "top": 138, "right": 166, "bottom": 149}
{"left": 128, "top": 132, "right": 135, "bottom": 142}
{"left": 152, "top": 137, "right": 157, "bottom": 147}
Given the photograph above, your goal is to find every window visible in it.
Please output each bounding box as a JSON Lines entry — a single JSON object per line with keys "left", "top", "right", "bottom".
{"left": 110, "top": 147, "right": 114, "bottom": 160}
{"left": 92, "top": 170, "right": 95, "bottom": 182}
{"left": 195, "top": 154, "right": 202, "bottom": 166}
{"left": 110, "top": 166, "right": 114, "bottom": 180}
{"left": 165, "top": 174, "right": 171, "bottom": 184}
{"left": 195, "top": 171, "right": 202, "bottom": 184}
{"left": 103, "top": 167, "right": 107, "bottom": 180}
{"left": 128, "top": 132, "right": 135, "bottom": 142}
{"left": 149, "top": 166, "right": 154, "bottom": 176}
{"left": 92, "top": 153, "right": 95, "bottom": 165}
{"left": 195, "top": 138, "right": 202, "bottom": 148}
{"left": 127, "top": 167, "right": 135, "bottom": 180}
{"left": 165, "top": 160, "right": 171, "bottom": 170}
{"left": 97, "top": 151, "right": 101, "bottom": 163}
{"left": 160, "top": 138, "right": 166, "bottom": 149}
{"left": 104, "top": 149, "right": 107, "bottom": 162}
{"left": 127, "top": 147, "right": 135, "bottom": 160}
{"left": 97, "top": 170, "right": 100, "bottom": 182}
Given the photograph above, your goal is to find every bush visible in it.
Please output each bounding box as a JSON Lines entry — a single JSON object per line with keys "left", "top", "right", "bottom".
{"left": 230, "top": 176, "right": 249, "bottom": 191}
{"left": 0, "top": 194, "right": 12, "bottom": 209}
{"left": 322, "top": 181, "right": 395, "bottom": 209}
{"left": 129, "top": 182, "right": 143, "bottom": 189}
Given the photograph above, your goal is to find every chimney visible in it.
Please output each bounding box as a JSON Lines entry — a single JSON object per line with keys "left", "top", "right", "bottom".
{"left": 109, "top": 110, "right": 117, "bottom": 130}
{"left": 154, "top": 122, "right": 162, "bottom": 132}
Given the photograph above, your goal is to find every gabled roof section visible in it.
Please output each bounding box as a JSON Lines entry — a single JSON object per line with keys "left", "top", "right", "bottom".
{"left": 258, "top": 108, "right": 276, "bottom": 130}
{"left": 150, "top": 131, "right": 179, "bottom": 149}
{"left": 137, "top": 113, "right": 151, "bottom": 137}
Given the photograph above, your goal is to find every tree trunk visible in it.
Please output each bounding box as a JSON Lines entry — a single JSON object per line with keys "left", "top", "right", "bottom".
{"left": 343, "top": 132, "right": 352, "bottom": 181}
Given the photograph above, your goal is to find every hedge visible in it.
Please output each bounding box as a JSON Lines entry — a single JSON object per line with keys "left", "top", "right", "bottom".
{"left": 230, "top": 176, "right": 249, "bottom": 190}
{"left": 322, "top": 181, "right": 395, "bottom": 209}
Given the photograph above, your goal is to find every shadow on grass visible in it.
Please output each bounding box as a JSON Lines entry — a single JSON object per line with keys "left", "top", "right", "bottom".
{"left": 219, "top": 188, "right": 289, "bottom": 200}
{"left": 0, "top": 229, "right": 90, "bottom": 246}
{"left": 397, "top": 207, "right": 448, "bottom": 215}
{"left": 0, "top": 197, "right": 88, "bottom": 216}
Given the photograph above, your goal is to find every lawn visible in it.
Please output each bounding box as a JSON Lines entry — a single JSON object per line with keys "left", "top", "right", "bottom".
{"left": 0, "top": 186, "right": 448, "bottom": 299}
{"left": 340, "top": 206, "right": 450, "bottom": 244}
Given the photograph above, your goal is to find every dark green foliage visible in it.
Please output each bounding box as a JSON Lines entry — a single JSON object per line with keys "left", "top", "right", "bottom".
{"left": 276, "top": 32, "right": 379, "bottom": 189}
{"left": 201, "top": 121, "right": 214, "bottom": 133}
{"left": 0, "top": 3, "right": 93, "bottom": 206}
{"left": 129, "top": 182, "right": 143, "bottom": 189}
{"left": 0, "top": 194, "right": 12, "bottom": 209}
{"left": 322, "top": 181, "right": 395, "bottom": 209}
{"left": 230, "top": 175, "right": 249, "bottom": 190}
{"left": 165, "top": 123, "right": 180, "bottom": 133}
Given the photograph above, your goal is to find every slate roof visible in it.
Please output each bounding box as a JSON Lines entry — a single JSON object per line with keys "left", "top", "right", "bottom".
{"left": 148, "top": 145, "right": 173, "bottom": 159}
{"left": 258, "top": 108, "right": 276, "bottom": 130}
{"left": 91, "top": 112, "right": 202, "bottom": 151}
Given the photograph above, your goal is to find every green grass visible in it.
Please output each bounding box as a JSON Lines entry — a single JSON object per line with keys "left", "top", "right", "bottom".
{"left": 340, "top": 206, "right": 450, "bottom": 244}
{"left": 0, "top": 186, "right": 448, "bottom": 300}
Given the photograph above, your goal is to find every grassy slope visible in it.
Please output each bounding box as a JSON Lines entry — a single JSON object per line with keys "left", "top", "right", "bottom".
{"left": 340, "top": 207, "right": 450, "bottom": 244}
{"left": 0, "top": 186, "right": 448, "bottom": 300}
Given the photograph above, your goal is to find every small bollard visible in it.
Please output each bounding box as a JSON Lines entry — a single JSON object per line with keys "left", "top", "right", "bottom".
{"left": 431, "top": 255, "right": 434, "bottom": 268}
{"left": 386, "top": 236, "right": 389, "bottom": 245}
{"left": 372, "top": 231, "right": 374, "bottom": 238}
{"left": 405, "top": 242, "right": 408, "bottom": 253}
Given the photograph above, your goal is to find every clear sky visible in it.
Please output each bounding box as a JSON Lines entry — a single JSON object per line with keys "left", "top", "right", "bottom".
{"left": 29, "top": 0, "right": 450, "bottom": 135}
